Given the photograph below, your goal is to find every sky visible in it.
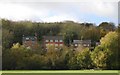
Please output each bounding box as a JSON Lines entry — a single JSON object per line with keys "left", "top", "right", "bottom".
{"left": 0, "top": 0, "right": 119, "bottom": 25}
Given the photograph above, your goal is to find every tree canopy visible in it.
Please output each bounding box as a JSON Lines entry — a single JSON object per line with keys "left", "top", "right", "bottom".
{"left": 2, "top": 19, "right": 119, "bottom": 70}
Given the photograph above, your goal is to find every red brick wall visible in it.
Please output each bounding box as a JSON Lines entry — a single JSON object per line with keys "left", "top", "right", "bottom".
{"left": 23, "top": 40, "right": 39, "bottom": 49}
{"left": 43, "top": 39, "right": 64, "bottom": 48}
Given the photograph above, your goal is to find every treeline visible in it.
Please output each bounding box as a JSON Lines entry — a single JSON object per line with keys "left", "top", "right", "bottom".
{"left": 2, "top": 19, "right": 119, "bottom": 70}
{"left": 2, "top": 19, "right": 116, "bottom": 48}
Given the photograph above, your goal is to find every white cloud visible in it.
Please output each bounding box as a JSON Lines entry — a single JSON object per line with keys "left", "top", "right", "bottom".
{"left": 42, "top": 14, "right": 80, "bottom": 22}
{"left": 0, "top": 0, "right": 119, "bottom": 2}
{"left": 0, "top": 4, "right": 32, "bottom": 20}
{"left": 0, "top": 1, "right": 118, "bottom": 24}
{"left": 0, "top": 3, "right": 49, "bottom": 21}
{"left": 79, "top": 2, "right": 118, "bottom": 18}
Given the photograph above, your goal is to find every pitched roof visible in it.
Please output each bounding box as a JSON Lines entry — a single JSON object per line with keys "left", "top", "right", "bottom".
{"left": 23, "top": 36, "right": 36, "bottom": 41}
{"left": 73, "top": 40, "right": 91, "bottom": 44}
{"left": 43, "top": 36, "right": 63, "bottom": 40}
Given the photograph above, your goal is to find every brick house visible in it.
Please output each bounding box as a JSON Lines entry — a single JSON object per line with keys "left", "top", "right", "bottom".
{"left": 73, "top": 40, "right": 91, "bottom": 48}
{"left": 42, "top": 36, "right": 64, "bottom": 48}
{"left": 96, "top": 42, "right": 100, "bottom": 46}
{"left": 22, "top": 35, "right": 39, "bottom": 49}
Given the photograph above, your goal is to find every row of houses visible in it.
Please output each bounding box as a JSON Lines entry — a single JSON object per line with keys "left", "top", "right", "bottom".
{"left": 22, "top": 35, "right": 100, "bottom": 49}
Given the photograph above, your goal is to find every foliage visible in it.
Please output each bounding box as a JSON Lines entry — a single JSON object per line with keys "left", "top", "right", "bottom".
{"left": 68, "top": 48, "right": 94, "bottom": 69}
{"left": 91, "top": 32, "right": 119, "bottom": 69}
{"left": 2, "top": 29, "right": 14, "bottom": 49}
{"left": 2, "top": 19, "right": 118, "bottom": 70}
{"left": 91, "top": 46, "right": 111, "bottom": 69}
{"left": 76, "top": 48, "right": 93, "bottom": 69}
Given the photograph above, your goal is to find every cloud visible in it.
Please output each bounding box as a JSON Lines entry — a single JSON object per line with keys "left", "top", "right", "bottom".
{"left": 41, "top": 14, "right": 80, "bottom": 22}
{"left": 0, "top": 1, "right": 118, "bottom": 25}
{"left": 79, "top": 2, "right": 117, "bottom": 18}
{"left": 0, "top": 0, "right": 119, "bottom": 2}
{"left": 0, "top": 3, "right": 49, "bottom": 21}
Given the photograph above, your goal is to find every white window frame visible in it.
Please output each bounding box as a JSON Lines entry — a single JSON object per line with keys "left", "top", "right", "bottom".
{"left": 55, "top": 40, "right": 58, "bottom": 42}
{"left": 59, "top": 44, "right": 63, "bottom": 46}
{"left": 50, "top": 40, "right": 53, "bottom": 42}
{"left": 55, "top": 44, "right": 58, "bottom": 46}
{"left": 45, "top": 40, "right": 49, "bottom": 42}
{"left": 75, "top": 44, "right": 78, "bottom": 46}
{"left": 50, "top": 44, "right": 53, "bottom": 46}
{"left": 46, "top": 44, "right": 49, "bottom": 46}
{"left": 59, "top": 40, "right": 63, "bottom": 42}
{"left": 26, "top": 38, "right": 29, "bottom": 40}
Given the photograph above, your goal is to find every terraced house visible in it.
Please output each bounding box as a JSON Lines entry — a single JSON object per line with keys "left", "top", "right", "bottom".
{"left": 22, "top": 34, "right": 99, "bottom": 50}
{"left": 42, "top": 36, "right": 64, "bottom": 48}
{"left": 22, "top": 34, "right": 39, "bottom": 49}
{"left": 73, "top": 40, "right": 91, "bottom": 48}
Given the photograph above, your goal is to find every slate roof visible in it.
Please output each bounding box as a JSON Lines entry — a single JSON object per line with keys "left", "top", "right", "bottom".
{"left": 23, "top": 36, "right": 36, "bottom": 41}
{"left": 43, "top": 36, "right": 63, "bottom": 40}
{"left": 73, "top": 40, "right": 91, "bottom": 44}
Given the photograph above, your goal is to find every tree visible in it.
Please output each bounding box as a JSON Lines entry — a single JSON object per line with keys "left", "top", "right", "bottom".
{"left": 91, "top": 32, "right": 119, "bottom": 69}
{"left": 99, "top": 22, "right": 116, "bottom": 31}
{"left": 24, "top": 54, "right": 48, "bottom": 70}
{"left": 2, "top": 29, "right": 14, "bottom": 49}
{"left": 67, "top": 55, "right": 78, "bottom": 69}
{"left": 45, "top": 46, "right": 60, "bottom": 69}
{"left": 76, "top": 48, "right": 93, "bottom": 69}
{"left": 2, "top": 18, "right": 118, "bottom": 70}
{"left": 68, "top": 48, "right": 93, "bottom": 69}
{"left": 98, "top": 22, "right": 116, "bottom": 37}
{"left": 91, "top": 46, "right": 112, "bottom": 69}
{"left": 118, "top": 24, "right": 120, "bottom": 69}
{"left": 3, "top": 43, "right": 31, "bottom": 69}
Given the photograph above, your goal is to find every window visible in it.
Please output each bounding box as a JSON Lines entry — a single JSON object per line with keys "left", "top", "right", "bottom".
{"left": 45, "top": 40, "right": 49, "bottom": 42}
{"left": 26, "top": 38, "right": 29, "bottom": 40}
{"left": 88, "top": 44, "right": 90, "bottom": 46}
{"left": 46, "top": 44, "right": 49, "bottom": 46}
{"left": 75, "top": 44, "right": 78, "bottom": 46}
{"left": 55, "top": 44, "right": 58, "bottom": 46}
{"left": 83, "top": 44, "right": 87, "bottom": 46}
{"left": 50, "top": 44, "right": 53, "bottom": 46}
{"left": 55, "top": 40, "right": 58, "bottom": 42}
{"left": 59, "top": 44, "right": 63, "bottom": 46}
{"left": 59, "top": 40, "right": 63, "bottom": 42}
{"left": 31, "top": 38, "right": 35, "bottom": 41}
{"left": 55, "top": 48, "right": 58, "bottom": 50}
{"left": 50, "top": 40, "right": 53, "bottom": 42}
